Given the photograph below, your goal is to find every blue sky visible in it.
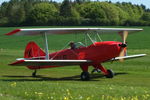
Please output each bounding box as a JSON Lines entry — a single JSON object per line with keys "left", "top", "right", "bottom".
{"left": 0, "top": 0, "right": 150, "bottom": 8}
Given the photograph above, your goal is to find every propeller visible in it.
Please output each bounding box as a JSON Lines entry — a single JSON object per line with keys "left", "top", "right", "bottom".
{"left": 118, "top": 31, "right": 128, "bottom": 62}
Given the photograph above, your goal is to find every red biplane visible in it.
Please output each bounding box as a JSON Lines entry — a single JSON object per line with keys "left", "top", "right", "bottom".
{"left": 6, "top": 28, "right": 146, "bottom": 80}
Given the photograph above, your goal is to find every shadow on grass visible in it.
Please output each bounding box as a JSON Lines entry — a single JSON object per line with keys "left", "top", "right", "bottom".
{"left": 1, "top": 72, "right": 128, "bottom": 82}
{"left": 114, "top": 72, "right": 128, "bottom": 76}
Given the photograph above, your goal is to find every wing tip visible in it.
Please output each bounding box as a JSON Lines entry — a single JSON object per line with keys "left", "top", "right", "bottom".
{"left": 5, "top": 29, "right": 21, "bottom": 35}
{"left": 9, "top": 60, "right": 24, "bottom": 66}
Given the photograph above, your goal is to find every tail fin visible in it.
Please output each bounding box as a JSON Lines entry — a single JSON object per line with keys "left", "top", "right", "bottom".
{"left": 24, "top": 41, "right": 45, "bottom": 58}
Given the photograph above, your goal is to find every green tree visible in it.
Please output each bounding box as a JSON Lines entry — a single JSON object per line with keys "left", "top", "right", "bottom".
{"left": 117, "top": 2, "right": 144, "bottom": 21}
{"left": 0, "top": 2, "right": 9, "bottom": 18}
{"left": 0, "top": 2, "right": 9, "bottom": 25}
{"left": 60, "top": 0, "right": 72, "bottom": 17}
{"left": 75, "top": 0, "right": 91, "bottom": 4}
{"left": 6, "top": 2, "right": 26, "bottom": 26}
{"left": 78, "top": 2, "right": 127, "bottom": 25}
{"left": 0, "top": 0, "right": 149, "bottom": 26}
{"left": 29, "top": 3, "right": 58, "bottom": 25}
{"left": 59, "top": 0, "right": 81, "bottom": 25}
{"left": 142, "top": 12, "right": 150, "bottom": 21}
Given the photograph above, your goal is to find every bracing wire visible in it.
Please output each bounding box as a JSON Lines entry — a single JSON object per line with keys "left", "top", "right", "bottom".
{"left": 96, "top": 33, "right": 103, "bottom": 42}
{"left": 50, "top": 41, "right": 78, "bottom": 60}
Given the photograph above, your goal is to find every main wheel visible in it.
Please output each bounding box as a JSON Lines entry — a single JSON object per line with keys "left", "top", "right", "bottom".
{"left": 81, "top": 72, "right": 90, "bottom": 81}
{"left": 105, "top": 69, "right": 114, "bottom": 78}
{"left": 32, "top": 70, "right": 37, "bottom": 77}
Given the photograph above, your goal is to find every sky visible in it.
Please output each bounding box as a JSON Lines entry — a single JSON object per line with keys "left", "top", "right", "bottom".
{"left": 0, "top": 0, "right": 149, "bottom": 9}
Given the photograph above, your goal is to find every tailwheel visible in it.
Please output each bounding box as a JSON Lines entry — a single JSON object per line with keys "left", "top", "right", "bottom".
{"left": 32, "top": 70, "right": 37, "bottom": 77}
{"left": 81, "top": 72, "right": 90, "bottom": 81}
{"left": 105, "top": 69, "right": 114, "bottom": 78}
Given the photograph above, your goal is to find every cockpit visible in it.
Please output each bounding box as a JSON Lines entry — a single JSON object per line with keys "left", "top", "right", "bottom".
{"left": 70, "top": 42, "right": 85, "bottom": 49}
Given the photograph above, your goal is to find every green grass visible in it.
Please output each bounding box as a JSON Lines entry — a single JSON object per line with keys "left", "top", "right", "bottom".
{"left": 0, "top": 26, "right": 150, "bottom": 100}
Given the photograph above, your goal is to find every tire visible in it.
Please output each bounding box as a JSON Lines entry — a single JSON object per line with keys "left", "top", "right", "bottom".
{"left": 32, "top": 70, "right": 36, "bottom": 77}
{"left": 81, "top": 72, "right": 90, "bottom": 81}
{"left": 105, "top": 69, "right": 114, "bottom": 78}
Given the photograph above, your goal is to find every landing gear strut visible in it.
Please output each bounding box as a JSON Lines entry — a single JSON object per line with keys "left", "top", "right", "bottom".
{"left": 32, "top": 70, "right": 37, "bottom": 77}
{"left": 80, "top": 72, "right": 90, "bottom": 81}
{"left": 91, "top": 68, "right": 101, "bottom": 74}
{"left": 93, "top": 64, "right": 114, "bottom": 78}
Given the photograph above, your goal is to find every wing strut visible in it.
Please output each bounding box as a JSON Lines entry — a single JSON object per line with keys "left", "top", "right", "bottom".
{"left": 87, "top": 33, "right": 95, "bottom": 45}
{"left": 43, "top": 33, "right": 49, "bottom": 60}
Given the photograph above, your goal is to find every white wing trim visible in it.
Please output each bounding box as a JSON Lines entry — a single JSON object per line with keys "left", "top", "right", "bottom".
{"left": 110, "top": 54, "right": 146, "bottom": 61}
{"left": 12, "top": 59, "right": 92, "bottom": 66}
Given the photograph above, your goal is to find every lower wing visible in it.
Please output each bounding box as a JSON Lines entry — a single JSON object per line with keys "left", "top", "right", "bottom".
{"left": 9, "top": 54, "right": 146, "bottom": 66}
{"left": 109, "top": 54, "right": 146, "bottom": 62}
{"left": 10, "top": 59, "right": 92, "bottom": 66}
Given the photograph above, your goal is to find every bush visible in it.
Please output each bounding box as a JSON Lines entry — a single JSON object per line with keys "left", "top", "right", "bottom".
{"left": 0, "top": 17, "right": 9, "bottom": 26}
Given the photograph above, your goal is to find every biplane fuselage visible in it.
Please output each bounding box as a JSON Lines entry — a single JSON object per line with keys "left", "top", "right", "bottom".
{"left": 27, "top": 41, "right": 123, "bottom": 69}
{"left": 51, "top": 41, "right": 121, "bottom": 62}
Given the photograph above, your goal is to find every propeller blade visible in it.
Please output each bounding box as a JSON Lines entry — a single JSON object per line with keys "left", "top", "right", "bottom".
{"left": 123, "top": 31, "right": 128, "bottom": 44}
{"left": 119, "top": 48, "right": 125, "bottom": 62}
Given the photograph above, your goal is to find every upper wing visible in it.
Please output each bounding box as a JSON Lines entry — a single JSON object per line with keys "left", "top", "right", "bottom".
{"left": 5, "top": 28, "right": 143, "bottom": 36}
{"left": 10, "top": 59, "right": 92, "bottom": 66}
{"left": 108, "top": 54, "right": 146, "bottom": 62}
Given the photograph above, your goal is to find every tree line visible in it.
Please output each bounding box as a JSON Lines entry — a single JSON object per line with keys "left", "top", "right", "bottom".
{"left": 0, "top": 0, "right": 150, "bottom": 26}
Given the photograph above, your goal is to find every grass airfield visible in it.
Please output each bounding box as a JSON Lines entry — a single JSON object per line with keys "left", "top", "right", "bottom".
{"left": 0, "top": 26, "right": 150, "bottom": 100}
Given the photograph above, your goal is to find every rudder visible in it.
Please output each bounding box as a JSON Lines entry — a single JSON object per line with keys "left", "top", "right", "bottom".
{"left": 24, "top": 41, "right": 45, "bottom": 58}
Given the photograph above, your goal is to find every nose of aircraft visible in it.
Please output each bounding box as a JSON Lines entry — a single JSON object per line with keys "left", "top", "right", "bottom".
{"left": 118, "top": 43, "right": 127, "bottom": 48}
{"left": 118, "top": 42, "right": 127, "bottom": 61}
